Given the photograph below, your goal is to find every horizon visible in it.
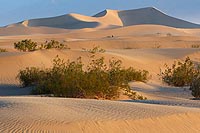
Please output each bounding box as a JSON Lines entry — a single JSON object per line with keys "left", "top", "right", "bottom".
{"left": 1, "top": 0, "right": 200, "bottom": 26}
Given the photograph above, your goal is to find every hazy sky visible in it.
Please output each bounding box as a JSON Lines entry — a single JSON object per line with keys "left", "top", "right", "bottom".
{"left": 0, "top": 0, "right": 200, "bottom": 26}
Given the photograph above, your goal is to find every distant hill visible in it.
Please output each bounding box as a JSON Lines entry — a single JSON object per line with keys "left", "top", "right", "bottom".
{"left": 1, "top": 7, "right": 200, "bottom": 36}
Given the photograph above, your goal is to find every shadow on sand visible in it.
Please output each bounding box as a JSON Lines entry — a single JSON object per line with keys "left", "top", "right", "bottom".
{"left": 0, "top": 84, "right": 32, "bottom": 96}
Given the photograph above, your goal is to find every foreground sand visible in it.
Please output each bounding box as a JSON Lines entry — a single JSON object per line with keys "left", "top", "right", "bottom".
{"left": 0, "top": 97, "right": 200, "bottom": 132}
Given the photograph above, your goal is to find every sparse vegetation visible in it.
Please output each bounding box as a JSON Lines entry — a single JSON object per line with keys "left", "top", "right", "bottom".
{"left": 14, "top": 39, "right": 70, "bottom": 52}
{"left": 161, "top": 57, "right": 200, "bottom": 98}
{"left": 124, "top": 47, "right": 133, "bottom": 49}
{"left": 106, "top": 35, "right": 114, "bottom": 38}
{"left": 190, "top": 76, "right": 200, "bottom": 99}
{"left": 166, "top": 33, "right": 172, "bottom": 36}
{"left": 14, "top": 39, "right": 37, "bottom": 52}
{"left": 0, "top": 48, "right": 7, "bottom": 52}
{"left": 123, "top": 87, "right": 147, "bottom": 100}
{"left": 18, "top": 54, "right": 148, "bottom": 100}
{"left": 161, "top": 57, "right": 199, "bottom": 87}
{"left": 82, "top": 46, "right": 106, "bottom": 54}
{"left": 41, "top": 40, "right": 69, "bottom": 50}
{"left": 154, "top": 43, "right": 161, "bottom": 49}
{"left": 191, "top": 44, "right": 200, "bottom": 48}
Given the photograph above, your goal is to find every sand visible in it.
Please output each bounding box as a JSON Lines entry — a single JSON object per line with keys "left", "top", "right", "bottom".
{"left": 0, "top": 97, "right": 200, "bottom": 132}
{"left": 0, "top": 7, "right": 200, "bottom": 132}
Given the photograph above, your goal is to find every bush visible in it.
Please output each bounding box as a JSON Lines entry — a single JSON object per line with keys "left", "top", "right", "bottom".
{"left": 161, "top": 57, "right": 199, "bottom": 87}
{"left": 191, "top": 44, "right": 200, "bottom": 48}
{"left": 82, "top": 46, "right": 105, "bottom": 54}
{"left": 17, "top": 67, "right": 48, "bottom": 87}
{"left": 190, "top": 76, "right": 200, "bottom": 99}
{"left": 18, "top": 55, "right": 148, "bottom": 100}
{"left": 42, "top": 40, "right": 69, "bottom": 50}
{"left": 0, "top": 48, "right": 7, "bottom": 52}
{"left": 14, "top": 39, "right": 37, "bottom": 52}
{"left": 14, "top": 39, "right": 70, "bottom": 52}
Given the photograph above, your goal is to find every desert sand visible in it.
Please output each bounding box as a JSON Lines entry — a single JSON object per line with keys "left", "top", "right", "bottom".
{"left": 0, "top": 7, "right": 200, "bottom": 132}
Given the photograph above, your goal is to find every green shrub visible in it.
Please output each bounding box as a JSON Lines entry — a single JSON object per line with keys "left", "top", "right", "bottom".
{"left": 43, "top": 40, "right": 69, "bottom": 50}
{"left": 17, "top": 67, "right": 48, "bottom": 87}
{"left": 0, "top": 48, "right": 7, "bottom": 52}
{"left": 14, "top": 39, "right": 70, "bottom": 52}
{"left": 18, "top": 55, "right": 148, "bottom": 100}
{"left": 190, "top": 76, "right": 200, "bottom": 99}
{"left": 14, "top": 39, "right": 37, "bottom": 52}
{"left": 161, "top": 57, "right": 199, "bottom": 87}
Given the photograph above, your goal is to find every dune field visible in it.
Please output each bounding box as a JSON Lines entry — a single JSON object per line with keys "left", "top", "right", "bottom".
{"left": 0, "top": 7, "right": 200, "bottom": 132}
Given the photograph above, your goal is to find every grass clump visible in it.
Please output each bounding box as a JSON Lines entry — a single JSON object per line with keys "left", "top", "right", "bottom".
{"left": 18, "top": 55, "right": 148, "bottom": 100}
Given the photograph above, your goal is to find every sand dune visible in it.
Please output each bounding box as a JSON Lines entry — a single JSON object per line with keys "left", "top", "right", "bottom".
{"left": 0, "top": 7, "right": 200, "bottom": 132}
{"left": 0, "top": 97, "right": 200, "bottom": 132}
{"left": 0, "top": 26, "right": 70, "bottom": 36}
{"left": 118, "top": 7, "right": 200, "bottom": 28}
{"left": 0, "top": 7, "right": 200, "bottom": 36}
{"left": 15, "top": 7, "right": 200, "bottom": 29}
{"left": 0, "top": 48, "right": 199, "bottom": 85}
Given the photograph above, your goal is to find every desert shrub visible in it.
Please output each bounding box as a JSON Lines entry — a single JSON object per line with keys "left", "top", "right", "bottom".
{"left": 82, "top": 46, "right": 105, "bottom": 54}
{"left": 167, "top": 33, "right": 172, "bottom": 36}
{"left": 190, "top": 76, "right": 200, "bottom": 99}
{"left": 18, "top": 67, "right": 48, "bottom": 87}
{"left": 14, "top": 39, "right": 37, "bottom": 52}
{"left": 34, "top": 56, "right": 85, "bottom": 97}
{"left": 43, "top": 40, "right": 69, "bottom": 50}
{"left": 124, "top": 47, "right": 133, "bottom": 49}
{"left": 191, "top": 44, "right": 200, "bottom": 48}
{"left": 154, "top": 43, "right": 161, "bottom": 49}
{"left": 14, "top": 39, "right": 70, "bottom": 52}
{"left": 108, "top": 59, "right": 148, "bottom": 86}
{"left": 18, "top": 55, "right": 148, "bottom": 100}
{"left": 161, "top": 57, "right": 200, "bottom": 87}
{"left": 0, "top": 48, "right": 7, "bottom": 52}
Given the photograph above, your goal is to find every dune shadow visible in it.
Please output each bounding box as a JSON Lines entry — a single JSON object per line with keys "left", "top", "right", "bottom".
{"left": 0, "top": 84, "right": 31, "bottom": 96}
{"left": 120, "top": 99, "right": 200, "bottom": 108}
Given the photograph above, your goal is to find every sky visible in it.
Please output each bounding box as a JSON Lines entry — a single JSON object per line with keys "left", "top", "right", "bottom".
{"left": 0, "top": 0, "right": 200, "bottom": 26}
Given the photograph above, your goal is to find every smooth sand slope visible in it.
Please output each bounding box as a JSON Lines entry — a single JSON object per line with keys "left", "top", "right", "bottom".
{"left": 0, "top": 7, "right": 200, "bottom": 133}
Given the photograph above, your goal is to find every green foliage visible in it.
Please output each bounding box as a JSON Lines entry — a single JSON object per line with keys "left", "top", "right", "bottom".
{"left": 18, "top": 55, "right": 148, "bottom": 100}
{"left": 190, "top": 76, "right": 200, "bottom": 99}
{"left": 17, "top": 67, "right": 48, "bottom": 87}
{"left": 0, "top": 48, "right": 7, "bottom": 52}
{"left": 14, "top": 39, "right": 70, "bottom": 52}
{"left": 42, "top": 40, "right": 70, "bottom": 50}
{"left": 14, "top": 39, "right": 37, "bottom": 52}
{"left": 161, "top": 57, "right": 199, "bottom": 87}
